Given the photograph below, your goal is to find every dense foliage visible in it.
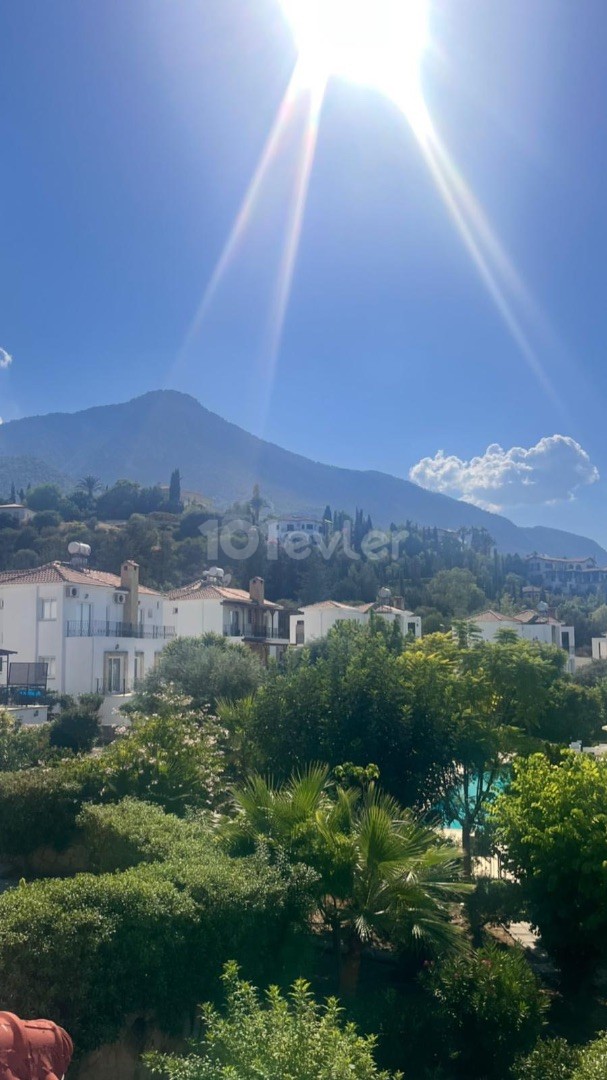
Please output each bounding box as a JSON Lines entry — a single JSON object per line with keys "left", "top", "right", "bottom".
{"left": 423, "top": 945, "right": 547, "bottom": 1077}
{"left": 0, "top": 805, "right": 314, "bottom": 1051}
{"left": 0, "top": 692, "right": 225, "bottom": 858}
{"left": 226, "top": 766, "right": 466, "bottom": 994}
{"left": 146, "top": 962, "right": 399, "bottom": 1080}
{"left": 132, "top": 634, "right": 264, "bottom": 711}
{"left": 494, "top": 753, "right": 607, "bottom": 983}
{"left": 0, "top": 709, "right": 51, "bottom": 771}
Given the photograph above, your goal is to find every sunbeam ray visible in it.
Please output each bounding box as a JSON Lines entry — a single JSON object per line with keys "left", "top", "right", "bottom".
{"left": 263, "top": 79, "right": 325, "bottom": 379}
{"left": 400, "top": 91, "right": 566, "bottom": 415}
{"left": 177, "top": 60, "right": 309, "bottom": 362}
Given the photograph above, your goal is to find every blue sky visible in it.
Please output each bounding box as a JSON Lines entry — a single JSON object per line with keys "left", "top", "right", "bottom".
{"left": 2, "top": 0, "right": 607, "bottom": 542}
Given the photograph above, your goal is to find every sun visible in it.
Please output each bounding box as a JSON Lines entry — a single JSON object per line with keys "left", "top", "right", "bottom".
{"left": 280, "top": 0, "right": 430, "bottom": 120}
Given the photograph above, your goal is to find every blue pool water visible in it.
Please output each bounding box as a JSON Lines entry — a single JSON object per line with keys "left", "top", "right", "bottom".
{"left": 440, "top": 771, "right": 509, "bottom": 829}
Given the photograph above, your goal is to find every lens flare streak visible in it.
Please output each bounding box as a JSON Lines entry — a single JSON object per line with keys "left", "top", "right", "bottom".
{"left": 179, "top": 61, "right": 309, "bottom": 359}
{"left": 178, "top": 0, "right": 564, "bottom": 420}
{"left": 264, "top": 79, "right": 325, "bottom": 372}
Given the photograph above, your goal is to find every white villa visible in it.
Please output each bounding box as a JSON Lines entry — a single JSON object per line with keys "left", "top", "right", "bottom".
{"left": 291, "top": 598, "right": 422, "bottom": 646}
{"left": 267, "top": 515, "right": 324, "bottom": 546}
{"left": 465, "top": 608, "right": 576, "bottom": 671}
{"left": 165, "top": 574, "right": 290, "bottom": 664}
{"left": 0, "top": 554, "right": 174, "bottom": 722}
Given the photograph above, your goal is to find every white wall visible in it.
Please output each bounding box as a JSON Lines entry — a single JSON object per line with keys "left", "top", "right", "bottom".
{"left": 0, "top": 580, "right": 170, "bottom": 698}
{"left": 593, "top": 637, "right": 607, "bottom": 661}
{"left": 290, "top": 605, "right": 421, "bottom": 646}
{"left": 166, "top": 598, "right": 225, "bottom": 638}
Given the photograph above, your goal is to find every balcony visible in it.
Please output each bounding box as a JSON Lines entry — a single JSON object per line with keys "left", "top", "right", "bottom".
{"left": 66, "top": 620, "right": 176, "bottom": 640}
{"left": 0, "top": 686, "right": 53, "bottom": 707}
{"left": 224, "top": 626, "right": 289, "bottom": 641}
{"left": 95, "top": 678, "right": 144, "bottom": 696}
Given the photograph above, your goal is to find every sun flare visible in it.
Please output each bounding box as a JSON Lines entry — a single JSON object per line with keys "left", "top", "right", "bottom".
{"left": 281, "top": 0, "right": 430, "bottom": 123}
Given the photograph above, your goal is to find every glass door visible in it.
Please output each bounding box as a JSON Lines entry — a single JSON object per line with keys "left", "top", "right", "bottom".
{"left": 106, "top": 656, "right": 123, "bottom": 693}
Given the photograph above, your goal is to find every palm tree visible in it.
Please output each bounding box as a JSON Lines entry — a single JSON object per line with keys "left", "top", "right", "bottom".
{"left": 227, "top": 767, "right": 467, "bottom": 996}
{"left": 77, "top": 475, "right": 102, "bottom": 498}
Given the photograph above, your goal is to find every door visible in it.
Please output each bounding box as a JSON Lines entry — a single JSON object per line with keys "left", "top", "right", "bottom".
{"left": 78, "top": 602, "right": 93, "bottom": 634}
{"left": 106, "top": 656, "right": 123, "bottom": 693}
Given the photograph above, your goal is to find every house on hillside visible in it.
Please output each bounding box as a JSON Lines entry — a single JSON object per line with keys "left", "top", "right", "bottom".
{"left": 164, "top": 574, "right": 290, "bottom": 664}
{"left": 526, "top": 554, "right": 607, "bottom": 595}
{"left": 267, "top": 515, "right": 324, "bottom": 546}
{"left": 0, "top": 550, "right": 174, "bottom": 722}
{"left": 290, "top": 597, "right": 421, "bottom": 647}
{"left": 0, "top": 504, "right": 34, "bottom": 525}
{"left": 464, "top": 608, "right": 575, "bottom": 672}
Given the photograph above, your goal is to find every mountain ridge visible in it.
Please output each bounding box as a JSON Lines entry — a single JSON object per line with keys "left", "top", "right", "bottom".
{"left": 0, "top": 390, "right": 605, "bottom": 560}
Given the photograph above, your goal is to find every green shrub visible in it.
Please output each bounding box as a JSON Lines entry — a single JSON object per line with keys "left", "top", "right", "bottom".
{"left": 513, "top": 1037, "right": 580, "bottom": 1080}
{"left": 494, "top": 753, "right": 607, "bottom": 983}
{"left": 573, "top": 1032, "right": 607, "bottom": 1079}
{"left": 0, "top": 847, "right": 314, "bottom": 1051}
{"left": 0, "top": 760, "right": 102, "bottom": 857}
{"left": 466, "top": 876, "right": 526, "bottom": 943}
{"left": 77, "top": 798, "right": 210, "bottom": 873}
{"left": 146, "top": 961, "right": 400, "bottom": 1080}
{"left": 0, "top": 709, "right": 51, "bottom": 772}
{"left": 49, "top": 693, "right": 103, "bottom": 753}
{"left": 424, "top": 944, "right": 547, "bottom": 1078}
{"left": 0, "top": 692, "right": 225, "bottom": 859}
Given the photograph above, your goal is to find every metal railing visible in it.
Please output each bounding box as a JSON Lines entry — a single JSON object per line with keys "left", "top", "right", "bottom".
{"left": 66, "top": 620, "right": 175, "bottom": 640}
{"left": 0, "top": 686, "right": 52, "bottom": 707}
{"left": 95, "top": 678, "right": 144, "bottom": 696}
{"left": 224, "top": 625, "right": 288, "bottom": 640}
{"left": 243, "top": 628, "right": 290, "bottom": 641}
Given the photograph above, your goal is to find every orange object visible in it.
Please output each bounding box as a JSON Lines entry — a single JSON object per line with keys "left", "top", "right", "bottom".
{"left": 0, "top": 1012, "right": 73, "bottom": 1079}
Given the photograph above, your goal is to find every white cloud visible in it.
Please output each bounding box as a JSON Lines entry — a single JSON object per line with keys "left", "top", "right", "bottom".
{"left": 0, "top": 348, "right": 12, "bottom": 370}
{"left": 409, "top": 436, "right": 600, "bottom": 512}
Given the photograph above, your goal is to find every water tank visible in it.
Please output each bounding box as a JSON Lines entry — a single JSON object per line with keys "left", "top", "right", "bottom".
{"left": 378, "top": 587, "right": 392, "bottom": 600}
{"left": 208, "top": 567, "right": 224, "bottom": 579}
{"left": 67, "top": 542, "right": 91, "bottom": 557}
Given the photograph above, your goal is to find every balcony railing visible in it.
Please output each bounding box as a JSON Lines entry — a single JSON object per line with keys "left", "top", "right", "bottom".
{"left": 224, "top": 625, "right": 288, "bottom": 641}
{"left": 66, "top": 620, "right": 176, "bottom": 640}
{"left": 95, "top": 678, "right": 144, "bottom": 696}
{"left": 0, "top": 686, "right": 52, "bottom": 707}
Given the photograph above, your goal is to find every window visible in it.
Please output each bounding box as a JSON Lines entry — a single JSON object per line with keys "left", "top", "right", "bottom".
{"left": 39, "top": 656, "right": 56, "bottom": 679}
{"left": 134, "top": 652, "right": 145, "bottom": 683}
{"left": 39, "top": 599, "right": 57, "bottom": 621}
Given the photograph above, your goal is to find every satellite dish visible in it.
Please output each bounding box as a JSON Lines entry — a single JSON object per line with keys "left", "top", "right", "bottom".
{"left": 223, "top": 573, "right": 232, "bottom": 586}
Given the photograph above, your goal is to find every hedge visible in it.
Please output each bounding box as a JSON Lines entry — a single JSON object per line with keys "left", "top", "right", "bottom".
{"left": 77, "top": 798, "right": 209, "bottom": 873}
{"left": 0, "top": 761, "right": 102, "bottom": 857}
{"left": 0, "top": 843, "right": 315, "bottom": 1051}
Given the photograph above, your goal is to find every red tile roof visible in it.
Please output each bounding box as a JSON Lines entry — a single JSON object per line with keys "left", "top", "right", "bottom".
{"left": 467, "top": 609, "right": 562, "bottom": 626}
{"left": 165, "top": 581, "right": 282, "bottom": 609}
{"left": 0, "top": 562, "right": 160, "bottom": 595}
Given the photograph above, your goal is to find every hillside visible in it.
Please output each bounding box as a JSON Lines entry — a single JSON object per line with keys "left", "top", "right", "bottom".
{"left": 0, "top": 390, "right": 604, "bottom": 560}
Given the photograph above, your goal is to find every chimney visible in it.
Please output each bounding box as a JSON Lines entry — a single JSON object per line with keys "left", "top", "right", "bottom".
{"left": 121, "top": 560, "right": 140, "bottom": 627}
{"left": 249, "top": 577, "right": 265, "bottom": 604}
{"left": 392, "top": 596, "right": 405, "bottom": 610}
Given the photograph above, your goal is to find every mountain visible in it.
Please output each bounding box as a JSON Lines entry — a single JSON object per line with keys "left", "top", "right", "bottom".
{"left": 0, "top": 455, "right": 71, "bottom": 494}
{"left": 0, "top": 390, "right": 604, "bottom": 560}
